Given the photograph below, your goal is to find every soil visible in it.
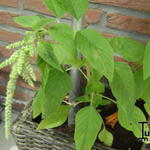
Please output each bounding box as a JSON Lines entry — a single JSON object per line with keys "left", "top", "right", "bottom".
{"left": 33, "top": 87, "right": 145, "bottom": 150}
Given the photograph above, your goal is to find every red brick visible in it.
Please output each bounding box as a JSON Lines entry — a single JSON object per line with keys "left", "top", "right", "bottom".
{"left": 0, "top": 12, "right": 30, "bottom": 30}
{"left": 0, "top": 12, "right": 18, "bottom": 27}
{"left": 24, "top": 0, "right": 71, "bottom": 18}
{"left": 0, "top": 85, "right": 33, "bottom": 101}
{"left": 0, "top": 97, "right": 25, "bottom": 110}
{"left": 0, "top": 46, "right": 14, "bottom": 58}
{"left": 0, "top": 0, "right": 18, "bottom": 8}
{"left": 0, "top": 65, "right": 41, "bottom": 82}
{"left": 107, "top": 13, "right": 150, "bottom": 35}
{"left": 84, "top": 9, "right": 102, "bottom": 24}
{"left": 0, "top": 71, "right": 40, "bottom": 90}
{"left": 0, "top": 30, "right": 22, "bottom": 42}
{"left": 90, "top": 0, "right": 150, "bottom": 12}
{"left": 24, "top": 0, "right": 55, "bottom": 16}
{"left": 102, "top": 32, "right": 117, "bottom": 37}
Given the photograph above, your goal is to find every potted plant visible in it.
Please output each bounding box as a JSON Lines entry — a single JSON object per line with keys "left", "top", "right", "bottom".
{"left": 0, "top": 0, "right": 150, "bottom": 149}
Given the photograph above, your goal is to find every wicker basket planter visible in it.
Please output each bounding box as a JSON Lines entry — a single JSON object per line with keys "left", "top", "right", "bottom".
{"left": 11, "top": 101, "right": 115, "bottom": 150}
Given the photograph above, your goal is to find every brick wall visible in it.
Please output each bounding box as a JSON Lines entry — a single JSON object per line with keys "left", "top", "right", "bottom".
{"left": 0, "top": 0, "right": 150, "bottom": 110}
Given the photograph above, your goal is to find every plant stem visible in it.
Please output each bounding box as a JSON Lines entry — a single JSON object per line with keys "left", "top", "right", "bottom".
{"left": 68, "top": 18, "right": 83, "bottom": 127}
{"left": 90, "top": 92, "right": 94, "bottom": 106}
{"left": 79, "top": 68, "right": 89, "bottom": 81}
{"left": 65, "top": 67, "right": 73, "bottom": 72}
{"left": 63, "top": 101, "right": 82, "bottom": 107}
{"left": 100, "top": 95, "right": 117, "bottom": 104}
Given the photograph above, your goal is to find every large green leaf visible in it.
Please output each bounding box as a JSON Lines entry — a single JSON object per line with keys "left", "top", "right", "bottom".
{"left": 117, "top": 103, "right": 132, "bottom": 131}
{"left": 142, "top": 86, "right": 150, "bottom": 116}
{"left": 108, "top": 37, "right": 145, "bottom": 62}
{"left": 144, "top": 102, "right": 150, "bottom": 116}
{"left": 75, "top": 106, "right": 102, "bottom": 150}
{"left": 134, "top": 69, "right": 150, "bottom": 99}
{"left": 14, "top": 16, "right": 41, "bottom": 28}
{"left": 43, "top": 68, "right": 72, "bottom": 116}
{"left": 131, "top": 107, "right": 147, "bottom": 138}
{"left": 32, "top": 88, "right": 43, "bottom": 119}
{"left": 33, "top": 59, "right": 52, "bottom": 118}
{"left": 33, "top": 18, "right": 54, "bottom": 30}
{"left": 44, "top": 0, "right": 66, "bottom": 17}
{"left": 98, "top": 128, "right": 113, "bottom": 146}
{"left": 63, "top": 0, "right": 88, "bottom": 20}
{"left": 118, "top": 104, "right": 147, "bottom": 138}
{"left": 37, "top": 41, "right": 62, "bottom": 71}
{"left": 76, "top": 95, "right": 90, "bottom": 102}
{"left": 49, "top": 23, "right": 76, "bottom": 64}
{"left": 14, "top": 15, "right": 54, "bottom": 30}
{"left": 37, "top": 105, "right": 70, "bottom": 129}
{"left": 143, "top": 42, "right": 150, "bottom": 79}
{"left": 75, "top": 29, "right": 114, "bottom": 81}
{"left": 110, "top": 62, "right": 135, "bottom": 107}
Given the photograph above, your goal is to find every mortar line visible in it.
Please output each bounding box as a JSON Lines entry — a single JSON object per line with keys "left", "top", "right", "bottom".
{"left": 90, "top": 3, "right": 150, "bottom": 19}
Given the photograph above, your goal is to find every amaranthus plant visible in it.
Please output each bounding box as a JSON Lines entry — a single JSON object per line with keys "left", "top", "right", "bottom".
{"left": 1, "top": 0, "right": 150, "bottom": 149}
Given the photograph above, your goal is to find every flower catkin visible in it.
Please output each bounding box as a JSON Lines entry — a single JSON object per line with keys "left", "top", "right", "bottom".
{"left": 0, "top": 32, "right": 36, "bottom": 139}
{"left": 5, "top": 64, "right": 18, "bottom": 139}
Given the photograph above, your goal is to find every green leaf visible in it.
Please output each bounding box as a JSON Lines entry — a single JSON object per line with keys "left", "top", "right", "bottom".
{"left": 13, "top": 16, "right": 41, "bottom": 28}
{"left": 44, "top": 0, "right": 66, "bottom": 17}
{"left": 32, "top": 88, "right": 43, "bottom": 119}
{"left": 108, "top": 37, "right": 145, "bottom": 62}
{"left": 49, "top": 23, "right": 76, "bottom": 64}
{"left": 63, "top": 0, "right": 88, "bottom": 20}
{"left": 37, "top": 41, "right": 62, "bottom": 71}
{"left": 33, "top": 58, "right": 51, "bottom": 119}
{"left": 142, "top": 86, "right": 150, "bottom": 116}
{"left": 144, "top": 102, "right": 150, "bottom": 116}
{"left": 76, "top": 95, "right": 90, "bottom": 102}
{"left": 85, "top": 69, "right": 104, "bottom": 95}
{"left": 117, "top": 103, "right": 132, "bottom": 131}
{"left": 43, "top": 68, "right": 72, "bottom": 116}
{"left": 143, "top": 42, "right": 150, "bottom": 79}
{"left": 134, "top": 69, "right": 150, "bottom": 99}
{"left": 37, "top": 105, "right": 70, "bottom": 129}
{"left": 92, "top": 95, "right": 102, "bottom": 108}
{"left": 142, "top": 86, "right": 150, "bottom": 101}
{"left": 110, "top": 62, "right": 135, "bottom": 107}
{"left": 100, "top": 99, "right": 111, "bottom": 106}
{"left": 118, "top": 105, "right": 147, "bottom": 138}
{"left": 75, "top": 106, "right": 102, "bottom": 150}
{"left": 75, "top": 29, "right": 114, "bottom": 81}
{"left": 98, "top": 128, "right": 113, "bottom": 146}
{"left": 131, "top": 107, "right": 147, "bottom": 138}
{"left": 86, "top": 82, "right": 104, "bottom": 95}
{"left": 33, "top": 18, "right": 54, "bottom": 30}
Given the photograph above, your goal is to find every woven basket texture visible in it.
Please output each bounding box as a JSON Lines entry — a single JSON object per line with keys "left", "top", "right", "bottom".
{"left": 11, "top": 101, "right": 115, "bottom": 150}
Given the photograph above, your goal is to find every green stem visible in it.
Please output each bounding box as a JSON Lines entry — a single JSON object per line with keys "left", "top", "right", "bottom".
{"left": 100, "top": 95, "right": 117, "bottom": 104}
{"left": 79, "top": 68, "right": 89, "bottom": 81}
{"left": 56, "top": 18, "right": 60, "bottom": 23}
{"left": 90, "top": 92, "right": 94, "bottom": 106}
{"left": 65, "top": 67, "right": 73, "bottom": 72}
{"left": 68, "top": 18, "right": 83, "bottom": 126}
{"left": 63, "top": 101, "right": 82, "bottom": 107}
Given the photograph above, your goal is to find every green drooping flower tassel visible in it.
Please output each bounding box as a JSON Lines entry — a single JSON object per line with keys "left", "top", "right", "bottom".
{"left": 0, "top": 32, "right": 37, "bottom": 139}
{"left": 5, "top": 64, "right": 18, "bottom": 139}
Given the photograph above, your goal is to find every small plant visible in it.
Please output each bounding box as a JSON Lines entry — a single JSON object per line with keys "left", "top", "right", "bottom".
{"left": 1, "top": 0, "right": 150, "bottom": 149}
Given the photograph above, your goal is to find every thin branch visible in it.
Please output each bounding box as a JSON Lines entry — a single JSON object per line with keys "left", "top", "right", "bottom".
{"left": 100, "top": 95, "right": 117, "bottom": 104}
{"left": 79, "top": 68, "right": 89, "bottom": 81}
